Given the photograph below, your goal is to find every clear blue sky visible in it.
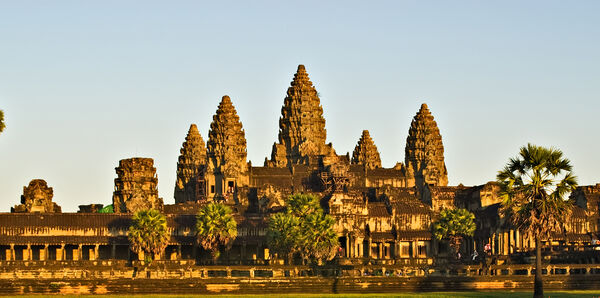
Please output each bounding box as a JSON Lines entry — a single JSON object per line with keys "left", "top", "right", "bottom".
{"left": 1, "top": 1, "right": 599, "bottom": 212}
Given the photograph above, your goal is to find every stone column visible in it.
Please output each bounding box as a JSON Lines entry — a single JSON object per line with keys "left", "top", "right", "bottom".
{"left": 378, "top": 243, "right": 383, "bottom": 259}
{"left": 42, "top": 244, "right": 48, "bottom": 261}
{"left": 77, "top": 244, "right": 82, "bottom": 261}
{"left": 367, "top": 238, "right": 372, "bottom": 258}
{"left": 111, "top": 244, "right": 116, "bottom": 259}
{"left": 23, "top": 244, "right": 31, "bottom": 261}
{"left": 59, "top": 244, "right": 65, "bottom": 261}
{"left": 345, "top": 235, "right": 350, "bottom": 258}
{"left": 94, "top": 244, "right": 99, "bottom": 261}
{"left": 357, "top": 239, "right": 363, "bottom": 258}
{"left": 503, "top": 232, "right": 509, "bottom": 255}
{"left": 178, "top": 245, "right": 182, "bottom": 260}
{"left": 9, "top": 244, "right": 14, "bottom": 261}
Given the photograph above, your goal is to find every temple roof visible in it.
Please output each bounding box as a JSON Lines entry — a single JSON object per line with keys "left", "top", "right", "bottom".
{"left": 207, "top": 95, "right": 248, "bottom": 176}
{"left": 351, "top": 130, "right": 382, "bottom": 170}
{"left": 405, "top": 103, "right": 448, "bottom": 187}
{"left": 271, "top": 65, "right": 330, "bottom": 167}
{"left": 175, "top": 124, "right": 207, "bottom": 203}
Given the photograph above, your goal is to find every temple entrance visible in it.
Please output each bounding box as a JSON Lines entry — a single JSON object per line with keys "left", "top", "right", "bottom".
{"left": 338, "top": 236, "right": 347, "bottom": 257}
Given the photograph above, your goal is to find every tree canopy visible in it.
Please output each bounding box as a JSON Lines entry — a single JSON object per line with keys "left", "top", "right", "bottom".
{"left": 497, "top": 143, "right": 577, "bottom": 298}
{"left": 0, "top": 109, "right": 5, "bottom": 134}
{"left": 267, "top": 193, "right": 338, "bottom": 264}
{"left": 266, "top": 212, "right": 300, "bottom": 263}
{"left": 432, "top": 208, "right": 476, "bottom": 255}
{"left": 497, "top": 143, "right": 577, "bottom": 238}
{"left": 195, "top": 202, "right": 237, "bottom": 263}
{"left": 128, "top": 209, "right": 169, "bottom": 262}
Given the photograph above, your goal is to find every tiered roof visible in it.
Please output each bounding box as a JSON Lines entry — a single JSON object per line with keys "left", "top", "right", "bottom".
{"left": 174, "top": 124, "right": 206, "bottom": 203}
{"left": 405, "top": 103, "right": 448, "bottom": 187}
{"left": 207, "top": 95, "right": 248, "bottom": 177}
{"left": 271, "top": 65, "right": 330, "bottom": 167}
{"left": 351, "top": 130, "right": 382, "bottom": 170}
{"left": 112, "top": 158, "right": 162, "bottom": 213}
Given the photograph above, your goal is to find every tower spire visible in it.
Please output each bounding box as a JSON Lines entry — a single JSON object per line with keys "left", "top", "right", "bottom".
{"left": 405, "top": 103, "right": 448, "bottom": 188}
{"left": 270, "top": 64, "right": 331, "bottom": 167}
{"left": 174, "top": 124, "right": 206, "bottom": 203}
{"left": 207, "top": 95, "right": 248, "bottom": 177}
{"left": 351, "top": 130, "right": 382, "bottom": 170}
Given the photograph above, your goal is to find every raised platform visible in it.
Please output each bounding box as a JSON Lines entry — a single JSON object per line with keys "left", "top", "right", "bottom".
{"left": 1, "top": 262, "right": 600, "bottom": 295}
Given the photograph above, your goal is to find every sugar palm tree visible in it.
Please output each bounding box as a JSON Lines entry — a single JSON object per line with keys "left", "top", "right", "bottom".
{"left": 432, "top": 208, "right": 476, "bottom": 258}
{"left": 286, "top": 193, "right": 322, "bottom": 217}
{"left": 196, "top": 202, "right": 237, "bottom": 264}
{"left": 128, "top": 209, "right": 170, "bottom": 262}
{"left": 300, "top": 212, "right": 338, "bottom": 262}
{"left": 0, "top": 109, "right": 5, "bottom": 134}
{"left": 497, "top": 144, "right": 577, "bottom": 298}
{"left": 267, "top": 193, "right": 339, "bottom": 265}
{"left": 267, "top": 212, "right": 300, "bottom": 264}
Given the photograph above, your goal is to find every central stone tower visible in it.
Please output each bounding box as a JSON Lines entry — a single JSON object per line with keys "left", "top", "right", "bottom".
{"left": 269, "top": 65, "right": 334, "bottom": 167}
{"left": 405, "top": 103, "right": 448, "bottom": 190}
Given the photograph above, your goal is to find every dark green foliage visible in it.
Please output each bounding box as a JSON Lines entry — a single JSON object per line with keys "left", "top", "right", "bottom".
{"left": 300, "top": 212, "right": 338, "bottom": 260}
{"left": 196, "top": 202, "right": 237, "bottom": 263}
{"left": 267, "top": 193, "right": 338, "bottom": 263}
{"left": 286, "top": 193, "right": 322, "bottom": 217}
{"left": 128, "top": 209, "right": 169, "bottom": 261}
{"left": 432, "top": 208, "right": 476, "bottom": 254}
{"left": 266, "top": 212, "right": 299, "bottom": 263}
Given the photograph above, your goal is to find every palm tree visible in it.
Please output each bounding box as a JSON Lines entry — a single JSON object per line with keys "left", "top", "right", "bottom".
{"left": 0, "top": 109, "right": 5, "bottom": 134}
{"left": 497, "top": 144, "right": 577, "bottom": 298}
{"left": 128, "top": 209, "right": 170, "bottom": 262}
{"left": 196, "top": 202, "right": 237, "bottom": 264}
{"left": 286, "top": 193, "right": 322, "bottom": 217}
{"left": 432, "top": 208, "right": 476, "bottom": 259}
{"left": 300, "top": 212, "right": 338, "bottom": 262}
{"left": 267, "top": 212, "right": 300, "bottom": 264}
{"left": 266, "top": 194, "right": 339, "bottom": 265}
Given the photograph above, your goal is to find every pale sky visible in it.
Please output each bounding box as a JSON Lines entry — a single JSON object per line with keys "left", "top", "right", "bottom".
{"left": 1, "top": 1, "right": 599, "bottom": 212}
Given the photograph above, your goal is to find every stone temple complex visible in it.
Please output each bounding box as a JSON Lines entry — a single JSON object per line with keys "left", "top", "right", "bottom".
{"left": 1, "top": 65, "right": 599, "bottom": 278}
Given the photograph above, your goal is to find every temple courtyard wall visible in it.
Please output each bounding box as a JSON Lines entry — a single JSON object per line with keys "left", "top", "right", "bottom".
{"left": 0, "top": 261, "right": 599, "bottom": 295}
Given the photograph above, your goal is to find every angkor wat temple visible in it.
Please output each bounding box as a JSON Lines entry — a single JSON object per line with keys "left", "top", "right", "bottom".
{"left": 1, "top": 65, "right": 599, "bottom": 265}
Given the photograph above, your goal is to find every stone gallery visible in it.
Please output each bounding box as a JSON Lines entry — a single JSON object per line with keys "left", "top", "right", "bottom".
{"left": 1, "top": 65, "right": 598, "bottom": 266}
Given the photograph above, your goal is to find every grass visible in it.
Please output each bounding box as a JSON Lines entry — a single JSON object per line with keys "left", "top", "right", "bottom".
{"left": 7, "top": 292, "right": 600, "bottom": 298}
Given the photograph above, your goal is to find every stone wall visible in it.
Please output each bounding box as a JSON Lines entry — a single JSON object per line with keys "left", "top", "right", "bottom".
{"left": 1, "top": 261, "right": 600, "bottom": 294}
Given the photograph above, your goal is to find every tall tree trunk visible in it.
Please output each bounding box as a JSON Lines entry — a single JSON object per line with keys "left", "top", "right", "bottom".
{"left": 534, "top": 235, "right": 543, "bottom": 298}
{"left": 287, "top": 252, "right": 293, "bottom": 266}
{"left": 212, "top": 249, "right": 220, "bottom": 265}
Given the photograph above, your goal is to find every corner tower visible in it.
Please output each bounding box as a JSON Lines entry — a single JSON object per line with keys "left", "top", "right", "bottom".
{"left": 269, "top": 65, "right": 333, "bottom": 167}
{"left": 405, "top": 103, "right": 448, "bottom": 189}
{"left": 174, "top": 124, "right": 207, "bottom": 203}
